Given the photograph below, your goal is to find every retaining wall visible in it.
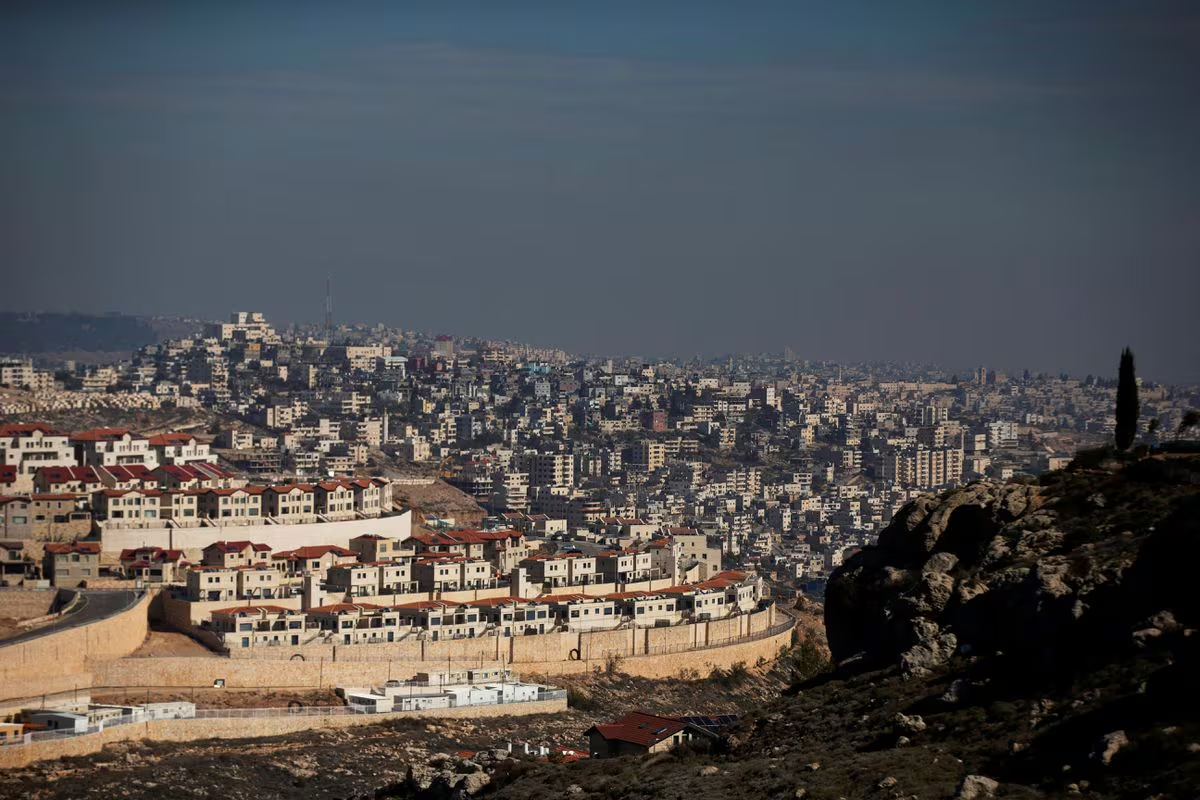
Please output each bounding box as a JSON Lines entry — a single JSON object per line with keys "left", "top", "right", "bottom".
{"left": 91, "top": 613, "right": 795, "bottom": 690}
{"left": 0, "top": 696, "right": 567, "bottom": 769}
{"left": 0, "top": 589, "right": 61, "bottom": 621}
{"left": 0, "top": 591, "right": 151, "bottom": 703}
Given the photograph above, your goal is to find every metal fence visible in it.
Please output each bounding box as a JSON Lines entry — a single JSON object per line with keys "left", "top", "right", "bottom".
{"left": 2, "top": 690, "right": 568, "bottom": 749}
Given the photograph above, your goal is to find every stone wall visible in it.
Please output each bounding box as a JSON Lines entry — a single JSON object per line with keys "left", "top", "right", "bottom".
{"left": 91, "top": 609, "right": 792, "bottom": 690}
{"left": 0, "top": 588, "right": 61, "bottom": 621}
{"left": 220, "top": 606, "right": 776, "bottom": 665}
{"left": 98, "top": 511, "right": 413, "bottom": 560}
{"left": 0, "top": 696, "right": 567, "bottom": 769}
{"left": 0, "top": 590, "right": 151, "bottom": 703}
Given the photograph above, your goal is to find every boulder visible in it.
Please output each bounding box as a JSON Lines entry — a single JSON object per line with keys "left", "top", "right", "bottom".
{"left": 957, "top": 774, "right": 999, "bottom": 799}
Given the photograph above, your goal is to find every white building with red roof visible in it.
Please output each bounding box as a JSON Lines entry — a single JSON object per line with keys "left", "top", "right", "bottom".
{"left": 71, "top": 428, "right": 158, "bottom": 469}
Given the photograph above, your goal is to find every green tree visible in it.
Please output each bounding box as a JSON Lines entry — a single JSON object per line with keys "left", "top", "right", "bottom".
{"left": 1178, "top": 409, "right": 1200, "bottom": 441}
{"left": 1115, "top": 347, "right": 1139, "bottom": 451}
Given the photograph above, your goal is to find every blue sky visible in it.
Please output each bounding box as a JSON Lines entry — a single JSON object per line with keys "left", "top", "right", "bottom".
{"left": 2, "top": 1, "right": 1197, "bottom": 381}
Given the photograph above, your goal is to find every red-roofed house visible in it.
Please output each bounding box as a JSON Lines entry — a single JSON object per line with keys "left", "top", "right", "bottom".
{"left": 261, "top": 484, "right": 317, "bottom": 523}
{"left": 42, "top": 541, "right": 101, "bottom": 587}
{"left": 118, "top": 546, "right": 188, "bottom": 583}
{"left": 201, "top": 540, "right": 272, "bottom": 569}
{"left": 92, "top": 488, "right": 164, "bottom": 529}
{"left": 152, "top": 463, "right": 236, "bottom": 491}
{"left": 585, "top": 712, "right": 715, "bottom": 758}
{"left": 272, "top": 545, "right": 358, "bottom": 577}
{"left": 33, "top": 466, "right": 104, "bottom": 497}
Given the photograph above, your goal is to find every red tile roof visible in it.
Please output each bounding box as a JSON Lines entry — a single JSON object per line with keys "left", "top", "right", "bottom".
{"left": 70, "top": 427, "right": 136, "bottom": 442}
{"left": 146, "top": 433, "right": 197, "bottom": 446}
{"left": 210, "top": 605, "right": 297, "bottom": 616}
{"left": 44, "top": 541, "right": 101, "bottom": 555}
{"left": 205, "top": 540, "right": 271, "bottom": 553}
{"left": 273, "top": 545, "right": 356, "bottom": 559}
{"left": 586, "top": 712, "right": 690, "bottom": 747}
{"left": 0, "top": 423, "right": 66, "bottom": 437}
{"left": 307, "top": 602, "right": 384, "bottom": 614}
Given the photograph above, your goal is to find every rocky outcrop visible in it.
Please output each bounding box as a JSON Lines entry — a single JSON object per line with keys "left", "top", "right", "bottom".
{"left": 825, "top": 462, "right": 1200, "bottom": 678}
{"left": 405, "top": 750, "right": 516, "bottom": 799}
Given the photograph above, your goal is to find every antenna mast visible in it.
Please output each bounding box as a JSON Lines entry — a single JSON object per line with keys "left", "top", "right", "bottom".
{"left": 325, "top": 276, "right": 333, "bottom": 343}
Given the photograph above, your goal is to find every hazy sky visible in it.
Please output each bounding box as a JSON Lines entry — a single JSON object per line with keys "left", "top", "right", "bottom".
{"left": 2, "top": 2, "right": 1197, "bottom": 381}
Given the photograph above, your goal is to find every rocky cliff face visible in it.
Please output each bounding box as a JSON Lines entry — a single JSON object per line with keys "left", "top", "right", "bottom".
{"left": 826, "top": 456, "right": 1200, "bottom": 682}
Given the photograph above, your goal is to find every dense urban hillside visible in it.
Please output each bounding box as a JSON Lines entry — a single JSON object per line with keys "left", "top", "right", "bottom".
{"left": 472, "top": 453, "right": 1200, "bottom": 800}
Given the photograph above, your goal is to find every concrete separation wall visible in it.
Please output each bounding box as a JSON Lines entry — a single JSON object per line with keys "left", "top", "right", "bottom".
{"left": 98, "top": 511, "right": 413, "bottom": 560}
{"left": 0, "top": 696, "right": 567, "bottom": 769}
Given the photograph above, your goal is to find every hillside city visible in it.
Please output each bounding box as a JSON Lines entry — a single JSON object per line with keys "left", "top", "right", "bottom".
{"left": 2, "top": 310, "right": 1197, "bottom": 600}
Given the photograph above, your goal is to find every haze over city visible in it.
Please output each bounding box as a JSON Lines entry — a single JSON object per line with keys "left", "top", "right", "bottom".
{"left": 2, "top": 1, "right": 1198, "bottom": 383}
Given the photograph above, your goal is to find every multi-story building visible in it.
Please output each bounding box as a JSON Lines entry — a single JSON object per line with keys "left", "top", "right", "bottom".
{"left": 0, "top": 424, "right": 76, "bottom": 491}
{"left": 209, "top": 605, "right": 305, "bottom": 649}
{"left": 43, "top": 541, "right": 101, "bottom": 587}
{"left": 201, "top": 540, "right": 273, "bottom": 569}
{"left": 146, "top": 433, "right": 217, "bottom": 466}
{"left": 71, "top": 428, "right": 159, "bottom": 469}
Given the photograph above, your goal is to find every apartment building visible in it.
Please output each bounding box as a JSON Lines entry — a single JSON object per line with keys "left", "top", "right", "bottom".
{"left": 93, "top": 489, "right": 165, "bottom": 528}
{"left": 71, "top": 428, "right": 159, "bottom": 469}
{"left": 630, "top": 441, "right": 666, "bottom": 472}
{"left": 540, "top": 593, "right": 618, "bottom": 632}
{"left": 201, "top": 540, "right": 273, "bottom": 569}
{"left": 463, "top": 597, "right": 549, "bottom": 636}
{"left": 307, "top": 602, "right": 406, "bottom": 644}
{"left": 0, "top": 424, "right": 76, "bottom": 489}
{"left": 196, "top": 487, "right": 265, "bottom": 522}
{"left": 391, "top": 599, "right": 486, "bottom": 641}
{"left": 186, "top": 567, "right": 239, "bottom": 602}
{"left": 348, "top": 534, "right": 410, "bottom": 563}
{"left": 152, "top": 463, "right": 237, "bottom": 491}
{"left": 271, "top": 544, "right": 358, "bottom": 577}
{"left": 32, "top": 466, "right": 104, "bottom": 497}
{"left": 146, "top": 433, "right": 217, "bottom": 466}
{"left": 524, "top": 452, "right": 574, "bottom": 489}
{"left": 413, "top": 555, "right": 494, "bottom": 592}
{"left": 596, "top": 549, "right": 654, "bottom": 584}
{"left": 117, "top": 546, "right": 187, "bottom": 583}
{"left": 325, "top": 560, "right": 417, "bottom": 598}
{"left": 210, "top": 605, "right": 304, "bottom": 649}
{"left": 261, "top": 484, "right": 317, "bottom": 523}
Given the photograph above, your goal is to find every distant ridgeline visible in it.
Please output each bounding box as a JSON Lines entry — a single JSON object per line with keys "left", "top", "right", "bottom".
{"left": 0, "top": 312, "right": 159, "bottom": 355}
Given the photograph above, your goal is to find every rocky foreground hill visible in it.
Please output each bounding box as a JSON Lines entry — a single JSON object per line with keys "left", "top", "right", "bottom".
{"left": 474, "top": 453, "right": 1200, "bottom": 800}
{"left": 5, "top": 454, "right": 1198, "bottom": 799}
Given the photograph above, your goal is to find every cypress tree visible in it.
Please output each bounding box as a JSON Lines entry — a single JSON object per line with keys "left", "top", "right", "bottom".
{"left": 1115, "top": 347, "right": 1139, "bottom": 451}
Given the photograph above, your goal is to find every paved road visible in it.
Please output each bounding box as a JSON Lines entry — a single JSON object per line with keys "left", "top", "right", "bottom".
{"left": 0, "top": 590, "right": 142, "bottom": 648}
